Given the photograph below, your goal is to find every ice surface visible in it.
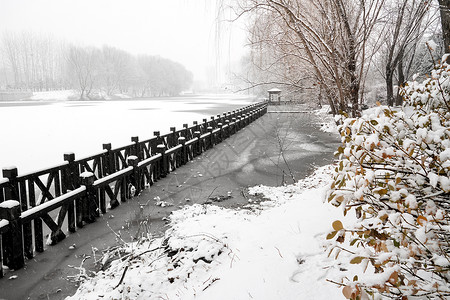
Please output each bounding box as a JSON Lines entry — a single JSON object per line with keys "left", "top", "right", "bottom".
{"left": 0, "top": 96, "right": 254, "bottom": 174}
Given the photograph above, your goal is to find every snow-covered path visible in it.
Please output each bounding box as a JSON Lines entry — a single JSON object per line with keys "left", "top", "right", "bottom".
{"left": 66, "top": 166, "right": 347, "bottom": 300}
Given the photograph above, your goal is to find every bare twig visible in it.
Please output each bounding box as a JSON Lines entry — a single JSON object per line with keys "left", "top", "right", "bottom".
{"left": 114, "top": 265, "right": 129, "bottom": 289}
{"left": 202, "top": 277, "right": 220, "bottom": 291}
{"left": 274, "top": 246, "right": 283, "bottom": 258}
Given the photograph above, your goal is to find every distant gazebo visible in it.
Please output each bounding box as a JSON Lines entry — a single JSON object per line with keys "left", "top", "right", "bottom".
{"left": 267, "top": 88, "right": 282, "bottom": 104}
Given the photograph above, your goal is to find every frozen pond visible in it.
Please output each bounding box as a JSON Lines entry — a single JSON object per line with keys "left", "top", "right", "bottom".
{"left": 0, "top": 95, "right": 256, "bottom": 174}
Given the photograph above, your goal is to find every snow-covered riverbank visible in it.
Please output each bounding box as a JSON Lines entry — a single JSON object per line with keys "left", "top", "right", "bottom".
{"left": 67, "top": 165, "right": 350, "bottom": 300}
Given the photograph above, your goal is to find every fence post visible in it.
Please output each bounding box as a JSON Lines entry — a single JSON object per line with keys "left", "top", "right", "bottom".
{"left": 224, "top": 120, "right": 230, "bottom": 138}
{"left": 80, "top": 172, "right": 96, "bottom": 225}
{"left": 216, "top": 114, "right": 221, "bottom": 126}
{"left": 63, "top": 153, "right": 78, "bottom": 232}
{"left": 183, "top": 123, "right": 189, "bottom": 139}
{"left": 2, "top": 167, "right": 18, "bottom": 201}
{"left": 194, "top": 131, "right": 201, "bottom": 156}
{"left": 0, "top": 200, "right": 24, "bottom": 270}
{"left": 131, "top": 136, "right": 141, "bottom": 160}
{"left": 232, "top": 117, "right": 237, "bottom": 134}
{"left": 218, "top": 123, "right": 223, "bottom": 142}
{"left": 193, "top": 121, "right": 199, "bottom": 133}
{"left": 170, "top": 127, "right": 176, "bottom": 148}
{"left": 63, "top": 153, "right": 77, "bottom": 187}
{"left": 202, "top": 119, "right": 208, "bottom": 133}
{"left": 127, "top": 156, "right": 140, "bottom": 197}
{"left": 157, "top": 144, "right": 167, "bottom": 178}
{"left": 154, "top": 131, "right": 163, "bottom": 148}
{"left": 207, "top": 126, "right": 214, "bottom": 148}
{"left": 102, "top": 143, "right": 115, "bottom": 175}
{"left": 178, "top": 137, "right": 187, "bottom": 165}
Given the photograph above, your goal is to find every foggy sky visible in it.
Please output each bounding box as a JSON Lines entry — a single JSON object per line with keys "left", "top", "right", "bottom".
{"left": 0, "top": 0, "right": 247, "bottom": 82}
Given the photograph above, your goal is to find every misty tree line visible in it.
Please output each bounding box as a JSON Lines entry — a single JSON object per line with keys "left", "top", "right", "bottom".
{"left": 233, "top": 0, "right": 449, "bottom": 116}
{"left": 0, "top": 32, "right": 193, "bottom": 99}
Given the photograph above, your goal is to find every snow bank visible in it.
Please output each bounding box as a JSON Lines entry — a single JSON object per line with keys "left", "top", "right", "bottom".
{"left": 28, "top": 90, "right": 135, "bottom": 101}
{"left": 29, "top": 90, "right": 78, "bottom": 101}
{"left": 67, "top": 166, "right": 347, "bottom": 300}
{"left": 315, "top": 105, "right": 338, "bottom": 134}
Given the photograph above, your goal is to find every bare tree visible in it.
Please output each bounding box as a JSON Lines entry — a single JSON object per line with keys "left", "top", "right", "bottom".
{"left": 137, "top": 55, "right": 193, "bottom": 97}
{"left": 1, "top": 30, "right": 193, "bottom": 97}
{"left": 241, "top": 11, "right": 314, "bottom": 100}
{"left": 100, "top": 46, "right": 132, "bottom": 96}
{"left": 237, "top": 0, "right": 385, "bottom": 117}
{"left": 1, "top": 31, "right": 68, "bottom": 91}
{"left": 2, "top": 32, "right": 22, "bottom": 88}
{"left": 66, "top": 45, "right": 100, "bottom": 100}
{"left": 438, "top": 0, "right": 450, "bottom": 52}
{"left": 380, "top": 0, "right": 431, "bottom": 106}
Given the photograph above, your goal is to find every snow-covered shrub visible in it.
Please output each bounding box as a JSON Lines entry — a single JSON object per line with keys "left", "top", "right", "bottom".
{"left": 327, "top": 56, "right": 450, "bottom": 299}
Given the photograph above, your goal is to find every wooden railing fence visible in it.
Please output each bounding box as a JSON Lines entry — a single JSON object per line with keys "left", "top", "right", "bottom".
{"left": 0, "top": 101, "right": 268, "bottom": 276}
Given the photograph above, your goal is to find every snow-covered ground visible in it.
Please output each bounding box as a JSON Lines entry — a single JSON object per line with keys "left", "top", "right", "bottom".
{"left": 0, "top": 92, "right": 254, "bottom": 173}
{"left": 316, "top": 105, "right": 338, "bottom": 133}
{"left": 28, "top": 90, "right": 80, "bottom": 101}
{"left": 28, "top": 90, "right": 135, "bottom": 101}
{"left": 67, "top": 165, "right": 353, "bottom": 300}
{"left": 62, "top": 107, "right": 352, "bottom": 300}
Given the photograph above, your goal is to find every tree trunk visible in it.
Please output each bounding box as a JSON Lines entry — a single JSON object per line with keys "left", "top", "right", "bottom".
{"left": 439, "top": 0, "right": 450, "bottom": 52}
{"left": 327, "top": 94, "right": 337, "bottom": 115}
{"left": 336, "top": 0, "right": 359, "bottom": 117}
{"left": 386, "top": 66, "right": 394, "bottom": 106}
{"left": 395, "top": 50, "right": 405, "bottom": 106}
{"left": 318, "top": 85, "right": 322, "bottom": 107}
